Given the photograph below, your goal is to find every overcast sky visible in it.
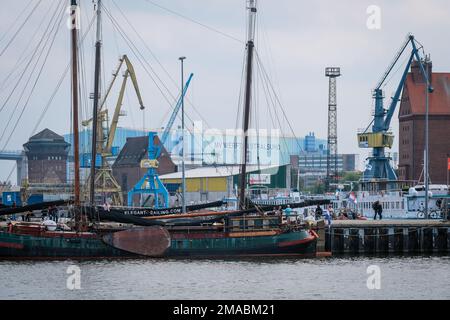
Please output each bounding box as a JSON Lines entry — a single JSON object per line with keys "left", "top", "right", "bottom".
{"left": 0, "top": 0, "right": 449, "bottom": 184}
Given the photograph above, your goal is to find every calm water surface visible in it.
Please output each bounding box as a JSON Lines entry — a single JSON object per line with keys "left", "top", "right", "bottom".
{"left": 0, "top": 256, "right": 448, "bottom": 299}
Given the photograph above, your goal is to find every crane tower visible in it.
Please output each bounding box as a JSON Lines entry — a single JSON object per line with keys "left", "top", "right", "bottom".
{"left": 325, "top": 67, "right": 341, "bottom": 191}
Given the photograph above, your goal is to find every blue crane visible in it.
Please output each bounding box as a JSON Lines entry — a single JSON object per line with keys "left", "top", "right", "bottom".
{"left": 127, "top": 73, "right": 194, "bottom": 208}
{"left": 358, "top": 34, "right": 433, "bottom": 183}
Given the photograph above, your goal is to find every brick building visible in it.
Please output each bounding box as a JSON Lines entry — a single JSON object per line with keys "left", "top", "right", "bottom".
{"left": 398, "top": 60, "right": 450, "bottom": 184}
{"left": 23, "top": 129, "right": 70, "bottom": 184}
{"left": 112, "top": 135, "right": 177, "bottom": 200}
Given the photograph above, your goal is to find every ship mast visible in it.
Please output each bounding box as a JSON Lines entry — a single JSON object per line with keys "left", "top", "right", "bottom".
{"left": 239, "top": 0, "right": 257, "bottom": 210}
{"left": 89, "top": 0, "right": 102, "bottom": 205}
{"left": 70, "top": 0, "right": 80, "bottom": 207}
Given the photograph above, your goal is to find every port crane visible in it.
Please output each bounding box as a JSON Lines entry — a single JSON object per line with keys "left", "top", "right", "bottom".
{"left": 128, "top": 73, "right": 194, "bottom": 208}
{"left": 83, "top": 54, "right": 145, "bottom": 205}
{"left": 357, "top": 34, "right": 433, "bottom": 184}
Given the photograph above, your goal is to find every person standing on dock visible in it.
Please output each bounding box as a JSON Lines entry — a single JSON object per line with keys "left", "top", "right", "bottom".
{"left": 284, "top": 205, "right": 292, "bottom": 217}
{"left": 315, "top": 204, "right": 323, "bottom": 220}
{"left": 373, "top": 201, "right": 383, "bottom": 220}
{"left": 284, "top": 205, "right": 295, "bottom": 224}
{"left": 328, "top": 205, "right": 335, "bottom": 219}
{"left": 323, "top": 207, "right": 332, "bottom": 226}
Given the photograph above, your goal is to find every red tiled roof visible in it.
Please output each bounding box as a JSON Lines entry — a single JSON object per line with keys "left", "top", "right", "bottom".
{"left": 404, "top": 72, "right": 450, "bottom": 115}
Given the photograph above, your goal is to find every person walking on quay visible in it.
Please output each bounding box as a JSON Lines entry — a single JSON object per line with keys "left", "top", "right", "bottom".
{"left": 315, "top": 204, "right": 323, "bottom": 220}
{"left": 324, "top": 207, "right": 332, "bottom": 226}
{"left": 328, "top": 205, "right": 336, "bottom": 219}
{"left": 284, "top": 205, "right": 293, "bottom": 223}
{"left": 373, "top": 201, "right": 383, "bottom": 220}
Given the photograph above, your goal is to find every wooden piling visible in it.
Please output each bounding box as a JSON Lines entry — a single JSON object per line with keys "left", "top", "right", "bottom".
{"left": 324, "top": 220, "right": 450, "bottom": 255}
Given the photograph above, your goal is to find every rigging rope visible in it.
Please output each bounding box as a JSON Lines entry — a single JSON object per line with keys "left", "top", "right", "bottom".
{"left": 32, "top": 13, "right": 97, "bottom": 138}
{"left": 0, "top": 0, "right": 33, "bottom": 45}
{"left": 254, "top": 50, "right": 304, "bottom": 155}
{"left": 0, "top": 0, "right": 43, "bottom": 57}
{"left": 0, "top": 1, "right": 63, "bottom": 115}
{"left": 143, "top": 0, "right": 244, "bottom": 45}
{"left": 111, "top": 0, "right": 212, "bottom": 129}
{"left": 101, "top": 3, "right": 197, "bottom": 138}
{"left": 0, "top": 3, "right": 95, "bottom": 172}
{"left": 0, "top": 1, "right": 54, "bottom": 94}
{"left": 254, "top": 53, "right": 291, "bottom": 161}
{"left": 101, "top": 6, "right": 178, "bottom": 109}
{"left": 0, "top": 2, "right": 66, "bottom": 152}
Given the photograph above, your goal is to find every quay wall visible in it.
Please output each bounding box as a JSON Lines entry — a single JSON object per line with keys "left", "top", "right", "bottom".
{"left": 316, "top": 220, "right": 450, "bottom": 255}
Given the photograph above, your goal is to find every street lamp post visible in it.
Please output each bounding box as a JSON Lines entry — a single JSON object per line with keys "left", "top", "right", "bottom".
{"left": 179, "top": 56, "right": 186, "bottom": 214}
{"left": 424, "top": 61, "right": 429, "bottom": 219}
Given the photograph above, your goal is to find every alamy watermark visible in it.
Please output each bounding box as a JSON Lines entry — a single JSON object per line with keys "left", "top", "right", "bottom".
{"left": 66, "top": 265, "right": 81, "bottom": 290}
{"left": 366, "top": 265, "right": 381, "bottom": 290}
{"left": 165, "top": 120, "right": 281, "bottom": 170}
{"left": 366, "top": 5, "right": 381, "bottom": 30}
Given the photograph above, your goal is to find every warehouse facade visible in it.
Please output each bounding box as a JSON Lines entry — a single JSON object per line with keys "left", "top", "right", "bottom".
{"left": 398, "top": 60, "right": 450, "bottom": 184}
{"left": 159, "top": 164, "right": 291, "bottom": 204}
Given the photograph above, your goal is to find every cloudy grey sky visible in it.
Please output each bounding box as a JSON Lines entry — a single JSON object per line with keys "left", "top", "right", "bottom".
{"left": 0, "top": 0, "right": 449, "bottom": 184}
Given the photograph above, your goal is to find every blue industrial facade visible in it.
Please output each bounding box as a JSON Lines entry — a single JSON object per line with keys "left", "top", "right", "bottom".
{"left": 64, "top": 127, "right": 327, "bottom": 167}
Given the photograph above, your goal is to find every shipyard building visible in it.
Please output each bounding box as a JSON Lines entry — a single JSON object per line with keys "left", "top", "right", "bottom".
{"left": 24, "top": 129, "right": 70, "bottom": 184}
{"left": 398, "top": 60, "right": 450, "bottom": 184}
{"left": 289, "top": 133, "right": 358, "bottom": 189}
{"left": 158, "top": 165, "right": 291, "bottom": 204}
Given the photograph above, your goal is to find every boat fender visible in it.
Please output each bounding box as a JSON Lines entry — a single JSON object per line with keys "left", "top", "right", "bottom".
{"left": 7, "top": 223, "right": 13, "bottom": 233}
{"left": 309, "top": 229, "right": 319, "bottom": 239}
{"left": 42, "top": 219, "right": 57, "bottom": 231}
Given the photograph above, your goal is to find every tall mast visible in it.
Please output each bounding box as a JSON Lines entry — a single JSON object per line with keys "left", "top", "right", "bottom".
{"left": 424, "top": 58, "right": 430, "bottom": 218}
{"left": 70, "top": 0, "right": 80, "bottom": 206}
{"left": 179, "top": 56, "right": 187, "bottom": 213}
{"left": 90, "top": 0, "right": 102, "bottom": 205}
{"left": 239, "top": 0, "right": 257, "bottom": 210}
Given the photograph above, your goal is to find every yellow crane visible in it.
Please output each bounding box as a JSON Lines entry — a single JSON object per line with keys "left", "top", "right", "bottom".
{"left": 83, "top": 54, "right": 145, "bottom": 205}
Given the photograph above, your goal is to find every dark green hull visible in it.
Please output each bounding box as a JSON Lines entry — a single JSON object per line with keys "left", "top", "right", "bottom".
{"left": 0, "top": 229, "right": 317, "bottom": 258}
{"left": 166, "top": 229, "right": 317, "bottom": 257}
{"left": 0, "top": 231, "right": 128, "bottom": 258}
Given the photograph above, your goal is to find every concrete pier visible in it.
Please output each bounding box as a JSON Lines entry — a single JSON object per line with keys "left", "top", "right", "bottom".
{"left": 318, "top": 220, "right": 450, "bottom": 255}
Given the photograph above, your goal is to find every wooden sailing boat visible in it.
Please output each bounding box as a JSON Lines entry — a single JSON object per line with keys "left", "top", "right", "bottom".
{"left": 0, "top": 0, "right": 321, "bottom": 258}
{"left": 149, "top": 0, "right": 319, "bottom": 257}
{"left": 0, "top": 0, "right": 170, "bottom": 258}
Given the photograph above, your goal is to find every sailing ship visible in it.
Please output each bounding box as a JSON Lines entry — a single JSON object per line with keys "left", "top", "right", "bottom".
{"left": 0, "top": 0, "right": 323, "bottom": 258}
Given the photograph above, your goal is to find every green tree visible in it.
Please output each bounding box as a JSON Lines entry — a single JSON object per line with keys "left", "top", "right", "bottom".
{"left": 340, "top": 171, "right": 362, "bottom": 191}
{"left": 341, "top": 171, "right": 362, "bottom": 182}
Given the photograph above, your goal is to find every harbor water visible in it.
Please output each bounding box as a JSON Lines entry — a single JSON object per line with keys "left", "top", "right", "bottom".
{"left": 0, "top": 256, "right": 448, "bottom": 300}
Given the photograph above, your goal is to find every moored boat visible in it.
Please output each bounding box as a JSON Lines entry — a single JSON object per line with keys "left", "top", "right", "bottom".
{"left": 0, "top": 224, "right": 128, "bottom": 258}
{"left": 0, "top": 211, "right": 318, "bottom": 258}
{"left": 0, "top": 0, "right": 320, "bottom": 260}
{"left": 164, "top": 215, "right": 317, "bottom": 257}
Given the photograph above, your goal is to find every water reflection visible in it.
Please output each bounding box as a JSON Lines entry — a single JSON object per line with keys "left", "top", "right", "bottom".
{"left": 0, "top": 256, "right": 448, "bottom": 300}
